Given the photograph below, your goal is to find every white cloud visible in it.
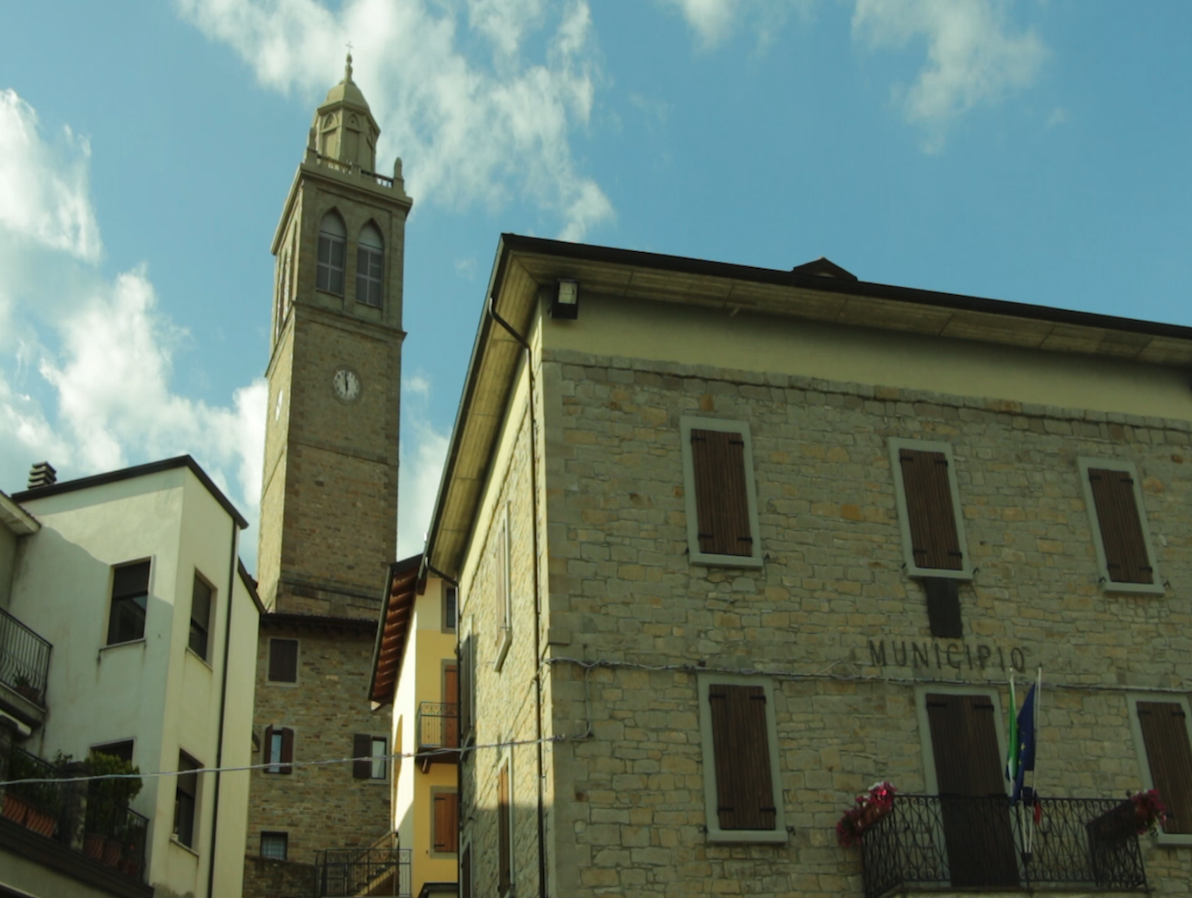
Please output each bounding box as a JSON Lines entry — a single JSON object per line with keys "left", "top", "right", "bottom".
{"left": 397, "top": 407, "right": 450, "bottom": 560}
{"left": 1046, "top": 106, "right": 1069, "bottom": 128}
{"left": 173, "top": 0, "right": 613, "bottom": 241}
{"left": 0, "top": 90, "right": 265, "bottom": 566}
{"left": 662, "top": 0, "right": 739, "bottom": 47}
{"left": 852, "top": 0, "right": 1046, "bottom": 149}
{"left": 0, "top": 89, "right": 101, "bottom": 262}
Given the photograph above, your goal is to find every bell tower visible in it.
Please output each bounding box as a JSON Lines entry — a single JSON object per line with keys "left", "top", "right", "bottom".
{"left": 258, "top": 54, "right": 412, "bottom": 618}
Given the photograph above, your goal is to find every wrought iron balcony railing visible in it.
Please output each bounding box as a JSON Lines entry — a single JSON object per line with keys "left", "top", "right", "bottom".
{"left": 861, "top": 794, "right": 1148, "bottom": 898}
{"left": 416, "top": 702, "right": 460, "bottom": 769}
{"left": 0, "top": 745, "right": 147, "bottom": 881}
{"left": 314, "top": 846, "right": 411, "bottom": 897}
{"left": 0, "top": 606, "right": 51, "bottom": 709}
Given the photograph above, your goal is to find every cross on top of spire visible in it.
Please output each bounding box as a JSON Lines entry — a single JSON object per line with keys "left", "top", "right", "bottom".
{"left": 344, "top": 43, "right": 354, "bottom": 82}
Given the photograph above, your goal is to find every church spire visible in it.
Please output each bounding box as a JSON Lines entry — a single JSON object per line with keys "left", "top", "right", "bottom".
{"left": 311, "top": 51, "right": 381, "bottom": 172}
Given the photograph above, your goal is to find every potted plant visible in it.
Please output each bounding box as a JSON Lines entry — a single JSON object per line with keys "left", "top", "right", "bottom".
{"left": 11, "top": 673, "right": 39, "bottom": 703}
{"left": 84, "top": 751, "right": 143, "bottom": 865}
{"left": 837, "top": 781, "right": 897, "bottom": 847}
{"left": 2, "top": 749, "right": 38, "bottom": 828}
{"left": 1091, "top": 790, "right": 1167, "bottom": 842}
{"left": 1130, "top": 789, "right": 1167, "bottom": 835}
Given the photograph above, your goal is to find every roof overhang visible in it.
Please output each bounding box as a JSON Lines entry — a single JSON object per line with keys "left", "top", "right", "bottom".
{"left": 424, "top": 234, "right": 1192, "bottom": 582}
{"left": 0, "top": 491, "right": 39, "bottom": 536}
{"left": 368, "top": 554, "right": 423, "bottom": 709}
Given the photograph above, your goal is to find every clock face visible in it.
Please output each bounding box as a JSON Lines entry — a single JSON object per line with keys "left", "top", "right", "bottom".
{"left": 333, "top": 368, "right": 361, "bottom": 402}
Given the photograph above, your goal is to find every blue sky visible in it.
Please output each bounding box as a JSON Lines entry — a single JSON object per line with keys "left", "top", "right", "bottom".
{"left": 1, "top": 0, "right": 1189, "bottom": 569}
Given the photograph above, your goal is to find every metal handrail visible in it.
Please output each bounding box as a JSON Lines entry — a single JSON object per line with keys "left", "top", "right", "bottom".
{"left": 860, "top": 794, "right": 1148, "bottom": 898}
{"left": 314, "top": 846, "right": 411, "bottom": 897}
{"left": 416, "top": 702, "right": 460, "bottom": 751}
{"left": 0, "top": 606, "right": 51, "bottom": 707}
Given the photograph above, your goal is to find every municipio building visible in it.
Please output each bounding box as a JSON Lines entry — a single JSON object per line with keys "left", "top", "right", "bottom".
{"left": 421, "top": 236, "right": 1192, "bottom": 898}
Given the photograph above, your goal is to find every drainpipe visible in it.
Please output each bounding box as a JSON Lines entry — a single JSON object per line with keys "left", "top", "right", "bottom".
{"left": 207, "top": 517, "right": 239, "bottom": 898}
{"left": 487, "top": 295, "right": 549, "bottom": 898}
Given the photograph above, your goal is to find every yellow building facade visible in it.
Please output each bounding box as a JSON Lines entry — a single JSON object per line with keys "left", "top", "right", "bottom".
{"left": 370, "top": 557, "right": 460, "bottom": 898}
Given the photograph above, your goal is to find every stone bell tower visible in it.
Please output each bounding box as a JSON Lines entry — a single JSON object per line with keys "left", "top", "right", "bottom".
{"left": 258, "top": 53, "right": 412, "bottom": 619}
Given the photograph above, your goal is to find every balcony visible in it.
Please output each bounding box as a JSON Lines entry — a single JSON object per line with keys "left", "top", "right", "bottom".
{"left": 0, "top": 606, "right": 51, "bottom": 727}
{"left": 861, "top": 794, "right": 1148, "bottom": 898}
{"left": 314, "top": 843, "right": 411, "bottom": 897}
{"left": 415, "top": 702, "right": 459, "bottom": 772}
{"left": 0, "top": 745, "right": 148, "bottom": 884}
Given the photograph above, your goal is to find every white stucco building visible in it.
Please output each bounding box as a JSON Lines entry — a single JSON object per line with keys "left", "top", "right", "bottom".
{"left": 0, "top": 456, "right": 262, "bottom": 898}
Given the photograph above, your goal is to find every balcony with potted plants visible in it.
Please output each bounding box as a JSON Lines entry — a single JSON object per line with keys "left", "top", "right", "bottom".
{"left": 0, "top": 605, "right": 51, "bottom": 729}
{"left": 0, "top": 744, "right": 150, "bottom": 897}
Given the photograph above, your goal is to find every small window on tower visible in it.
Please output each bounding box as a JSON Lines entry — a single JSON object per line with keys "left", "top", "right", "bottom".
{"left": 356, "top": 223, "right": 384, "bottom": 308}
{"left": 316, "top": 212, "right": 347, "bottom": 296}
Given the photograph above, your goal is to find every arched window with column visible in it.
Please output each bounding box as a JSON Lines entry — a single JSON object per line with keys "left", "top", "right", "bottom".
{"left": 356, "top": 223, "right": 384, "bottom": 308}
{"left": 316, "top": 211, "right": 347, "bottom": 295}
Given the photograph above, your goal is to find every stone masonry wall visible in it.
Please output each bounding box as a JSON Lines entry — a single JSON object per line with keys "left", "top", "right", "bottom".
{"left": 537, "top": 347, "right": 1192, "bottom": 898}
{"left": 244, "top": 623, "right": 392, "bottom": 898}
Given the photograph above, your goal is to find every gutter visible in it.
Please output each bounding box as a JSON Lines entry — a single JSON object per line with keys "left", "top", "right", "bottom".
{"left": 206, "top": 517, "right": 240, "bottom": 898}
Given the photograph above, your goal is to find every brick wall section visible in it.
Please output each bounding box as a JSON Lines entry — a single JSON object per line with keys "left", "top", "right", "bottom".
{"left": 462, "top": 347, "right": 1192, "bottom": 898}
{"left": 244, "top": 622, "right": 392, "bottom": 898}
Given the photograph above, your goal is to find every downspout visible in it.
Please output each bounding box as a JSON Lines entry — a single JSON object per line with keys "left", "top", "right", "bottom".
{"left": 207, "top": 518, "right": 239, "bottom": 898}
{"left": 488, "top": 295, "right": 549, "bottom": 898}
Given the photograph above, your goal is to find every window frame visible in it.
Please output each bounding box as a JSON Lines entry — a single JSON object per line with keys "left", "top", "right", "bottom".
{"left": 696, "top": 673, "right": 787, "bottom": 844}
{"left": 1127, "top": 692, "right": 1192, "bottom": 846}
{"left": 267, "top": 638, "right": 300, "bottom": 685}
{"left": 889, "top": 438, "right": 974, "bottom": 580}
{"left": 90, "top": 740, "right": 134, "bottom": 763}
{"left": 493, "top": 504, "right": 513, "bottom": 672}
{"left": 316, "top": 212, "right": 347, "bottom": 296}
{"left": 260, "top": 831, "right": 289, "bottom": 861}
{"left": 263, "top": 725, "right": 294, "bottom": 775}
{"left": 1078, "top": 458, "right": 1164, "bottom": 596}
{"left": 913, "top": 684, "right": 1009, "bottom": 797}
{"left": 188, "top": 571, "right": 215, "bottom": 662}
{"left": 680, "top": 416, "right": 764, "bottom": 569}
{"left": 352, "top": 733, "right": 389, "bottom": 782}
{"left": 430, "top": 787, "right": 460, "bottom": 858}
{"left": 355, "top": 223, "right": 385, "bottom": 308}
{"left": 173, "top": 751, "right": 201, "bottom": 849}
{"left": 107, "top": 559, "right": 151, "bottom": 646}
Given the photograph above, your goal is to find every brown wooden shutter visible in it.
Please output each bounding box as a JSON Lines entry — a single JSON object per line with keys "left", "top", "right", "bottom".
{"left": 707, "top": 684, "right": 777, "bottom": 831}
{"left": 925, "top": 694, "right": 1017, "bottom": 887}
{"left": 690, "top": 429, "right": 753, "bottom": 557}
{"left": 1088, "top": 468, "right": 1153, "bottom": 584}
{"left": 460, "top": 845, "right": 471, "bottom": 898}
{"left": 269, "top": 639, "right": 298, "bottom": 682}
{"left": 924, "top": 577, "right": 963, "bottom": 639}
{"left": 352, "top": 733, "right": 372, "bottom": 779}
{"left": 263, "top": 725, "right": 274, "bottom": 765}
{"left": 434, "top": 792, "right": 460, "bottom": 852}
{"left": 1137, "top": 702, "right": 1192, "bottom": 834}
{"left": 444, "top": 664, "right": 460, "bottom": 749}
{"left": 900, "top": 449, "right": 963, "bottom": 571}
{"left": 498, "top": 765, "right": 511, "bottom": 894}
{"left": 279, "top": 727, "right": 294, "bottom": 775}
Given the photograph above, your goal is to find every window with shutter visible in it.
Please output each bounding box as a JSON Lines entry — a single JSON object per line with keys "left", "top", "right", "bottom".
{"left": 494, "top": 506, "right": 513, "bottom": 671}
{"left": 680, "top": 418, "right": 763, "bottom": 568}
{"left": 1080, "top": 459, "right": 1162, "bottom": 593}
{"left": 697, "top": 674, "right": 787, "bottom": 843}
{"left": 922, "top": 691, "right": 1017, "bottom": 887}
{"left": 1134, "top": 700, "right": 1192, "bottom": 838}
{"left": 890, "top": 440, "right": 969, "bottom": 579}
{"left": 263, "top": 725, "right": 294, "bottom": 775}
{"left": 432, "top": 790, "right": 460, "bottom": 854}
{"left": 268, "top": 639, "right": 299, "bottom": 683}
{"left": 498, "top": 763, "right": 512, "bottom": 894}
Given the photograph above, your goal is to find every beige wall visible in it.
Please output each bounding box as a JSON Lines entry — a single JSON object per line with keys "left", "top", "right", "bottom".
{"left": 11, "top": 466, "right": 257, "bottom": 898}
{"left": 547, "top": 293, "right": 1192, "bottom": 421}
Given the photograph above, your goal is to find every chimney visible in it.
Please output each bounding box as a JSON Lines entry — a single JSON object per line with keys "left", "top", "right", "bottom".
{"left": 27, "top": 462, "right": 57, "bottom": 490}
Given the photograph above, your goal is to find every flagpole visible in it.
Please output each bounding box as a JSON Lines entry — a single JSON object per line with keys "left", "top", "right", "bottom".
{"left": 1028, "top": 666, "right": 1042, "bottom": 857}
